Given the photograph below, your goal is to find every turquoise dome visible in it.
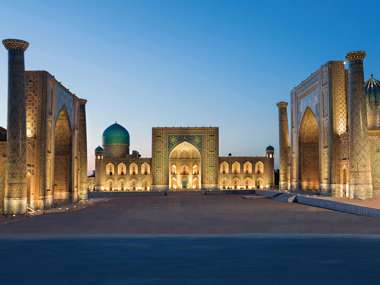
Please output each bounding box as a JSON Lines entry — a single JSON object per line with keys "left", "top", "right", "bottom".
{"left": 365, "top": 74, "right": 380, "bottom": 105}
{"left": 102, "top": 123, "right": 130, "bottom": 145}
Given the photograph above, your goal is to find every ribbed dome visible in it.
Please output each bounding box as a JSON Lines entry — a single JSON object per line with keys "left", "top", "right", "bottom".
{"left": 102, "top": 123, "right": 130, "bottom": 145}
{"left": 266, "top": 145, "right": 274, "bottom": 151}
{"left": 365, "top": 74, "right": 380, "bottom": 105}
{"left": 95, "top": 146, "right": 104, "bottom": 152}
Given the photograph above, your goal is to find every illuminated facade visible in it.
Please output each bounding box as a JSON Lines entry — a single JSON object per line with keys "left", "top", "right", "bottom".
{"left": 0, "top": 39, "right": 88, "bottom": 214}
{"left": 278, "top": 51, "right": 380, "bottom": 200}
{"left": 95, "top": 126, "right": 274, "bottom": 191}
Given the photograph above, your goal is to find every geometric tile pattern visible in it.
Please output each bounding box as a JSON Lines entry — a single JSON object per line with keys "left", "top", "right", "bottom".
{"left": 346, "top": 53, "right": 373, "bottom": 199}
{"left": 3, "top": 41, "right": 28, "bottom": 214}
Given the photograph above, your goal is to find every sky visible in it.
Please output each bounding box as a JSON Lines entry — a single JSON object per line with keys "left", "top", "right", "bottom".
{"left": 0, "top": 0, "right": 379, "bottom": 171}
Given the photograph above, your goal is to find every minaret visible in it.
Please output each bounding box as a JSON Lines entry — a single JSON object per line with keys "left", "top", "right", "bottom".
{"left": 95, "top": 146, "right": 105, "bottom": 191}
{"left": 277, "top": 101, "right": 290, "bottom": 190}
{"left": 2, "top": 39, "right": 29, "bottom": 214}
{"left": 79, "top": 99, "right": 88, "bottom": 201}
{"left": 346, "top": 51, "right": 373, "bottom": 199}
{"left": 266, "top": 146, "right": 275, "bottom": 188}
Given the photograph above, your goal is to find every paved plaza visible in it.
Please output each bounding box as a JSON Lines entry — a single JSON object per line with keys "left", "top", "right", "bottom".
{"left": 1, "top": 193, "right": 380, "bottom": 235}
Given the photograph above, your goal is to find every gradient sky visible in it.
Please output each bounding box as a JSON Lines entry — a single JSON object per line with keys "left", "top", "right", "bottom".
{"left": 1, "top": 0, "right": 379, "bottom": 171}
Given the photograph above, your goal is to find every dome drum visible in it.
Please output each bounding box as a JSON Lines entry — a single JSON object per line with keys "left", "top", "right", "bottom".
{"left": 104, "top": 144, "right": 129, "bottom": 158}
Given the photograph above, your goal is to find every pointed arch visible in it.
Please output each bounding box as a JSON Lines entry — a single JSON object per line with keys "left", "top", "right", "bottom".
{"left": 119, "top": 179, "right": 125, "bottom": 191}
{"left": 256, "top": 178, "right": 264, "bottom": 189}
{"left": 53, "top": 107, "right": 72, "bottom": 204}
{"left": 54, "top": 106, "right": 72, "bottom": 130}
{"left": 117, "top": 163, "right": 126, "bottom": 175}
{"left": 106, "top": 163, "right": 115, "bottom": 176}
{"left": 129, "top": 163, "right": 138, "bottom": 175}
{"left": 220, "top": 161, "right": 229, "bottom": 174}
{"left": 106, "top": 179, "right": 113, "bottom": 191}
{"left": 243, "top": 161, "right": 253, "bottom": 174}
{"left": 141, "top": 162, "right": 150, "bottom": 175}
{"left": 232, "top": 177, "right": 240, "bottom": 189}
{"left": 244, "top": 177, "right": 253, "bottom": 189}
{"left": 255, "top": 161, "right": 264, "bottom": 174}
{"left": 298, "top": 107, "right": 320, "bottom": 191}
{"left": 232, "top": 162, "right": 241, "bottom": 174}
{"left": 129, "top": 179, "right": 137, "bottom": 191}
{"left": 169, "top": 141, "right": 201, "bottom": 190}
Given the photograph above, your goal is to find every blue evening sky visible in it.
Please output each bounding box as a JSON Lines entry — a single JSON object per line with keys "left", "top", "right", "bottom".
{"left": 1, "top": 0, "right": 379, "bottom": 171}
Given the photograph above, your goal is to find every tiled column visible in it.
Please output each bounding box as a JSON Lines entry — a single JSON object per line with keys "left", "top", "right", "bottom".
{"left": 79, "top": 99, "right": 88, "bottom": 200}
{"left": 346, "top": 51, "right": 373, "bottom": 199}
{"left": 2, "top": 39, "right": 29, "bottom": 214}
{"left": 277, "top": 101, "right": 290, "bottom": 190}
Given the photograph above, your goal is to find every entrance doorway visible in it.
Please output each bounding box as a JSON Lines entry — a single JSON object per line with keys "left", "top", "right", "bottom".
{"left": 298, "top": 108, "right": 320, "bottom": 191}
{"left": 169, "top": 141, "right": 201, "bottom": 191}
{"left": 53, "top": 108, "right": 72, "bottom": 204}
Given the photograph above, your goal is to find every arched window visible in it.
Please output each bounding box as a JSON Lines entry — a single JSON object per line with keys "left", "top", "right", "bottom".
{"left": 256, "top": 178, "right": 263, "bottom": 189}
{"left": 233, "top": 178, "right": 240, "bottom": 189}
{"left": 220, "top": 161, "right": 229, "bottom": 174}
{"left": 119, "top": 180, "right": 125, "bottom": 191}
{"left": 141, "top": 163, "right": 151, "bottom": 175}
{"left": 106, "top": 163, "right": 115, "bottom": 176}
{"left": 232, "top": 162, "right": 241, "bottom": 174}
{"left": 192, "top": 177, "right": 199, "bottom": 189}
{"left": 117, "top": 163, "right": 126, "bottom": 175}
{"left": 129, "top": 163, "right": 138, "bottom": 175}
{"left": 255, "top": 161, "right": 264, "bottom": 174}
{"left": 171, "top": 177, "right": 177, "bottom": 189}
{"left": 244, "top": 178, "right": 253, "bottom": 189}
{"left": 243, "top": 161, "right": 253, "bottom": 174}
{"left": 192, "top": 164, "right": 199, "bottom": 175}
{"left": 221, "top": 178, "right": 227, "bottom": 190}
{"left": 130, "top": 180, "right": 137, "bottom": 191}
{"left": 181, "top": 165, "right": 189, "bottom": 175}
{"left": 171, "top": 164, "right": 177, "bottom": 175}
{"left": 142, "top": 180, "right": 150, "bottom": 191}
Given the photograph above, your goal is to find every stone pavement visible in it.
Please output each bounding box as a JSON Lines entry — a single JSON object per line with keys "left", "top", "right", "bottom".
{"left": 1, "top": 192, "right": 380, "bottom": 235}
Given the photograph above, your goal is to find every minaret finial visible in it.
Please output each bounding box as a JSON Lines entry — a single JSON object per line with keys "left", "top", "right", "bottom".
{"left": 346, "top": 51, "right": 366, "bottom": 61}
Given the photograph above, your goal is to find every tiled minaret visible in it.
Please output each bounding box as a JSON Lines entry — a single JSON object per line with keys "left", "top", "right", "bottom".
{"left": 79, "top": 99, "right": 88, "bottom": 201}
{"left": 2, "top": 39, "right": 29, "bottom": 214}
{"left": 346, "top": 51, "right": 373, "bottom": 199}
{"left": 277, "top": 101, "right": 290, "bottom": 190}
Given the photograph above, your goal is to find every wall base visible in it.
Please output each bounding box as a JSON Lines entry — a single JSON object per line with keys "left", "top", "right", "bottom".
{"left": 4, "top": 198, "right": 27, "bottom": 215}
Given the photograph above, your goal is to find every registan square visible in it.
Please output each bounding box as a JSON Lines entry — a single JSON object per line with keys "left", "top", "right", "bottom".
{"left": 0, "top": 1, "right": 380, "bottom": 284}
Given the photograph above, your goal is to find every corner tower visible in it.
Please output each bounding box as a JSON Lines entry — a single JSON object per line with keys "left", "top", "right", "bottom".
{"left": 346, "top": 51, "right": 373, "bottom": 199}
{"left": 2, "top": 39, "right": 29, "bottom": 214}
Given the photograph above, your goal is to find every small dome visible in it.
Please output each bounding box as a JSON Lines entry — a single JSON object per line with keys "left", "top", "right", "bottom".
{"left": 95, "top": 146, "right": 104, "bottom": 152}
{"left": 0, "top": 127, "right": 6, "bottom": 141}
{"left": 266, "top": 145, "right": 274, "bottom": 151}
{"left": 365, "top": 75, "right": 380, "bottom": 105}
{"left": 102, "top": 123, "right": 130, "bottom": 145}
